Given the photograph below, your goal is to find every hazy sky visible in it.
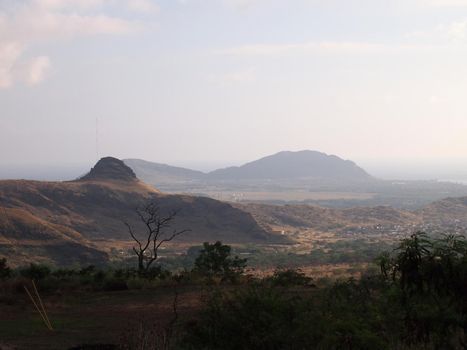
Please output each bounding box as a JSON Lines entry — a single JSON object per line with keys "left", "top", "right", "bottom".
{"left": 2, "top": 0, "right": 467, "bottom": 171}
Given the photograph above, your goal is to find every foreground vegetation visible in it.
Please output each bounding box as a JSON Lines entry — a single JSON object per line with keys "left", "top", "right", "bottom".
{"left": 2, "top": 233, "right": 467, "bottom": 349}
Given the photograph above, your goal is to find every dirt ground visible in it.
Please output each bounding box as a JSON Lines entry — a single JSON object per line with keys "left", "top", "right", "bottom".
{"left": 0, "top": 286, "right": 205, "bottom": 350}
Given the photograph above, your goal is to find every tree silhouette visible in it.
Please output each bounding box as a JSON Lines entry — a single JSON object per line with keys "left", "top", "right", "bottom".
{"left": 124, "top": 201, "right": 189, "bottom": 274}
{"left": 194, "top": 241, "right": 247, "bottom": 281}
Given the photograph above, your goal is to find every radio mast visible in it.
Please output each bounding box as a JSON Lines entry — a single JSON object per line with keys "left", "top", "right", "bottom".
{"left": 95, "top": 117, "right": 99, "bottom": 161}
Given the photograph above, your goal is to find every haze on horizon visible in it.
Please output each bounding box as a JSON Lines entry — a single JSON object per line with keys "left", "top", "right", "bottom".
{"left": 1, "top": 0, "right": 467, "bottom": 179}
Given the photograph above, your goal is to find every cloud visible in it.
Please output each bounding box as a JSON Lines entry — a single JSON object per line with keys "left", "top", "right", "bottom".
{"left": 206, "top": 68, "right": 256, "bottom": 86}
{"left": 30, "top": 0, "right": 159, "bottom": 12}
{"left": 0, "top": 45, "right": 52, "bottom": 88}
{"left": 406, "top": 18, "right": 467, "bottom": 43}
{"left": 0, "top": 42, "right": 23, "bottom": 88}
{"left": 215, "top": 41, "right": 433, "bottom": 56}
{"left": 224, "top": 0, "right": 260, "bottom": 10}
{"left": 127, "top": 0, "right": 160, "bottom": 13}
{"left": 32, "top": 0, "right": 107, "bottom": 11}
{"left": 439, "top": 19, "right": 467, "bottom": 41}
{"left": 225, "top": 69, "right": 256, "bottom": 82}
{"left": 24, "top": 56, "right": 51, "bottom": 86}
{"left": 0, "top": 0, "right": 150, "bottom": 89}
{"left": 177, "top": 0, "right": 260, "bottom": 10}
{"left": 418, "top": 0, "right": 467, "bottom": 6}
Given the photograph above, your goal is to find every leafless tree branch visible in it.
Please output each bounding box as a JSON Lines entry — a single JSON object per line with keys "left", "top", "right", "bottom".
{"left": 124, "top": 201, "right": 189, "bottom": 274}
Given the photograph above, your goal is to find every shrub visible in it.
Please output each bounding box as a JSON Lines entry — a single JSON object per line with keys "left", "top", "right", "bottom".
{"left": 102, "top": 278, "right": 128, "bottom": 291}
{"left": 126, "top": 278, "right": 145, "bottom": 290}
{"left": 52, "top": 268, "right": 78, "bottom": 279}
{"left": 193, "top": 241, "right": 247, "bottom": 282}
{"left": 182, "top": 286, "right": 321, "bottom": 350}
{"left": 19, "top": 263, "right": 51, "bottom": 280}
{"left": 79, "top": 265, "right": 97, "bottom": 276}
{"left": 113, "top": 268, "right": 138, "bottom": 280}
{"left": 268, "top": 268, "right": 313, "bottom": 287}
{"left": 145, "top": 266, "right": 172, "bottom": 280}
{"left": 0, "top": 258, "right": 11, "bottom": 279}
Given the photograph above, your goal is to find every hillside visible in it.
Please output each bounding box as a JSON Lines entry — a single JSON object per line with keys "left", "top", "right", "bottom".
{"left": 124, "top": 158, "right": 205, "bottom": 184}
{"left": 123, "top": 150, "right": 372, "bottom": 191}
{"left": 236, "top": 203, "right": 421, "bottom": 234}
{"left": 208, "top": 151, "right": 371, "bottom": 181}
{"left": 418, "top": 197, "right": 467, "bottom": 226}
{"left": 0, "top": 157, "right": 278, "bottom": 266}
{"left": 0, "top": 206, "right": 108, "bottom": 267}
{"left": 237, "top": 195, "right": 467, "bottom": 237}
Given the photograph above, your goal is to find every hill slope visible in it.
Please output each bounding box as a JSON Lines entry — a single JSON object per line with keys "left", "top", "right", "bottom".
{"left": 124, "top": 158, "right": 205, "bottom": 185}
{"left": 0, "top": 157, "right": 278, "bottom": 266}
{"left": 123, "top": 150, "right": 371, "bottom": 190}
{"left": 237, "top": 195, "right": 467, "bottom": 238}
{"left": 208, "top": 151, "right": 371, "bottom": 181}
{"left": 418, "top": 197, "right": 467, "bottom": 226}
{"left": 236, "top": 203, "right": 421, "bottom": 234}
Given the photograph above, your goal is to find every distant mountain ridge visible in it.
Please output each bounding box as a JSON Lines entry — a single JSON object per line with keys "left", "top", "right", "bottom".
{"left": 124, "top": 150, "right": 371, "bottom": 187}
{"left": 124, "top": 159, "right": 205, "bottom": 182}
{"left": 207, "top": 151, "right": 370, "bottom": 181}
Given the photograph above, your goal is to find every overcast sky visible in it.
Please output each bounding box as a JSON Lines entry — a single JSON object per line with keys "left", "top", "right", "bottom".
{"left": 1, "top": 0, "right": 467, "bottom": 173}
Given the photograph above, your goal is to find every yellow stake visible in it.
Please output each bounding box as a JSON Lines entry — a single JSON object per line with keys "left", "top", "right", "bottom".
{"left": 32, "top": 280, "right": 53, "bottom": 330}
{"left": 23, "top": 285, "right": 52, "bottom": 331}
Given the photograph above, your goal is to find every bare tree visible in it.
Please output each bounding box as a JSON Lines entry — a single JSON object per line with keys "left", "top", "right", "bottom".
{"left": 124, "top": 201, "right": 189, "bottom": 274}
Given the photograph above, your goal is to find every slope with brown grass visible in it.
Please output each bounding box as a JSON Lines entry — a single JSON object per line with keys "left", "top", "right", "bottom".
{"left": 0, "top": 158, "right": 280, "bottom": 266}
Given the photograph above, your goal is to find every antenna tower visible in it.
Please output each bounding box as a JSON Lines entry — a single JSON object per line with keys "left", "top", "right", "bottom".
{"left": 96, "top": 117, "right": 99, "bottom": 161}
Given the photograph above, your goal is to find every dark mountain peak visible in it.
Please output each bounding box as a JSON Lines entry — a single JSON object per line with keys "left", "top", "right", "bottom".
{"left": 80, "top": 157, "right": 137, "bottom": 182}
{"left": 263, "top": 150, "right": 343, "bottom": 161}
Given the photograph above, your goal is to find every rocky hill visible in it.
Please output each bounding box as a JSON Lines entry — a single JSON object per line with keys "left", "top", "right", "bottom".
{"left": 418, "top": 197, "right": 467, "bottom": 226}
{"left": 0, "top": 157, "right": 279, "bottom": 266}
{"left": 81, "top": 156, "right": 139, "bottom": 182}
{"left": 236, "top": 196, "right": 467, "bottom": 237}
{"left": 236, "top": 203, "right": 421, "bottom": 233}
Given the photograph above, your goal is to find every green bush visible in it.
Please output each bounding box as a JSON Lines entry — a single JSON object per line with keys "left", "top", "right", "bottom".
{"left": 19, "top": 263, "right": 51, "bottom": 280}
{"left": 181, "top": 233, "right": 467, "bottom": 349}
{"left": 52, "top": 268, "right": 78, "bottom": 279}
{"left": 182, "top": 287, "right": 311, "bottom": 350}
{"left": 193, "top": 241, "right": 247, "bottom": 282}
{"left": 181, "top": 283, "right": 387, "bottom": 350}
{"left": 267, "top": 268, "right": 313, "bottom": 287}
{"left": 378, "top": 232, "right": 467, "bottom": 347}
